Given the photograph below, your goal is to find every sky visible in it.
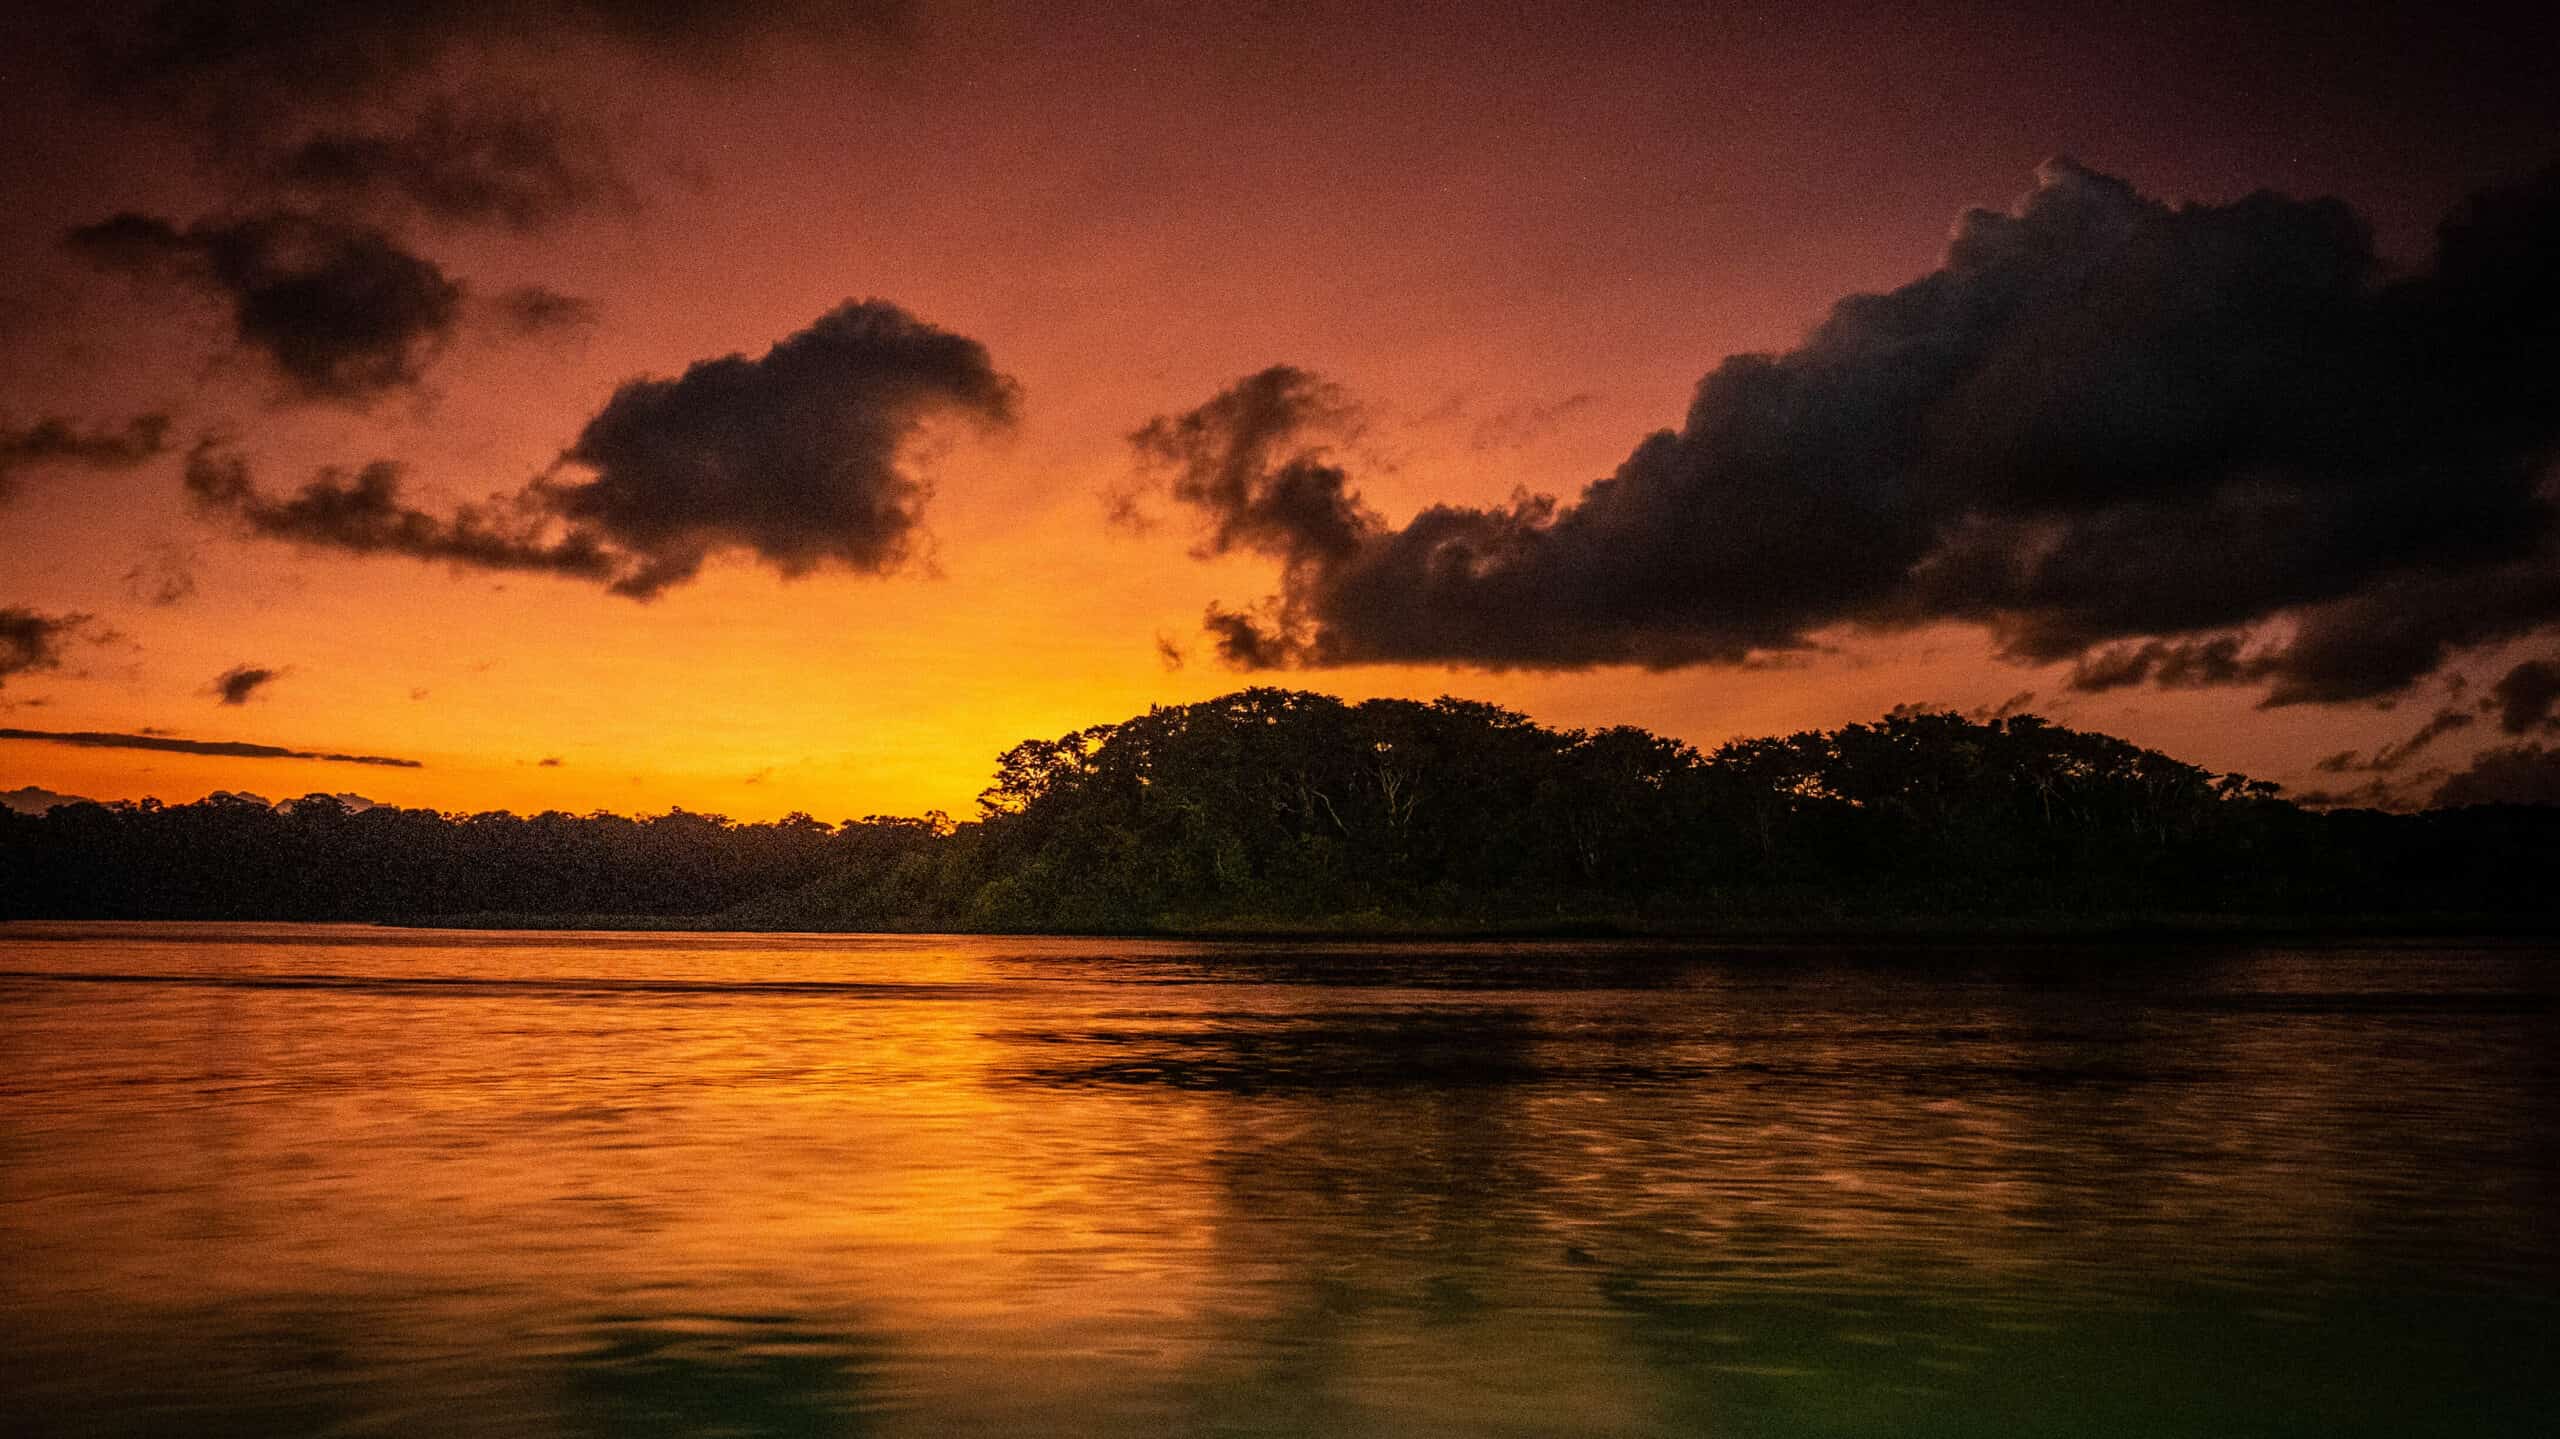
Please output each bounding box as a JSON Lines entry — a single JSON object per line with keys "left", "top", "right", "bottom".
{"left": 3, "top": 0, "right": 2557, "bottom": 820}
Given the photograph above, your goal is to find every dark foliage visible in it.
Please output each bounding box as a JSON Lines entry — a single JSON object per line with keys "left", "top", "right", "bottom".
{"left": 8, "top": 691, "right": 2558, "bottom": 929}
{"left": 0, "top": 795, "right": 901, "bottom": 921}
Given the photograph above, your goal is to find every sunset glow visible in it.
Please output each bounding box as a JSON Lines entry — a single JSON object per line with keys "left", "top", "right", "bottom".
{"left": 4, "top": 3, "right": 2556, "bottom": 819}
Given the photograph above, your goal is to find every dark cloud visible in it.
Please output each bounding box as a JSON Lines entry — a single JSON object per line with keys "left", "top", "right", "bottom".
{"left": 1143, "top": 162, "right": 2560, "bottom": 701}
{"left": 2310, "top": 706, "right": 2476, "bottom": 774}
{"left": 269, "top": 94, "right": 634, "bottom": 232}
{"left": 66, "top": 210, "right": 463, "bottom": 403}
{"left": 1468, "top": 392, "right": 1596, "bottom": 453}
{"left": 1130, "top": 365, "right": 1375, "bottom": 573}
{"left": 1972, "top": 690, "right": 2037, "bottom": 722}
{"left": 212, "top": 663, "right": 280, "bottom": 704}
{"left": 183, "top": 298, "right": 1015, "bottom": 597}
{"left": 2067, "top": 635, "right": 2272, "bottom": 693}
{"left": 1202, "top": 602, "right": 1297, "bottom": 669}
{"left": 0, "top": 607, "right": 90, "bottom": 688}
{"left": 0, "top": 725, "right": 421, "bottom": 766}
{"left": 2, "top": 784, "right": 96, "bottom": 815}
{"left": 2288, "top": 778, "right": 2410, "bottom": 811}
{"left": 121, "top": 543, "right": 199, "bottom": 606}
{"left": 185, "top": 440, "right": 621, "bottom": 580}
{"left": 2432, "top": 743, "right": 2560, "bottom": 808}
{"left": 545, "top": 298, "right": 1017, "bottom": 597}
{"left": 2250, "top": 560, "right": 2560, "bottom": 706}
{"left": 1877, "top": 693, "right": 2039, "bottom": 725}
{"left": 74, "top": 5, "right": 908, "bottom": 253}
{"left": 536, "top": 755, "right": 562, "bottom": 767}
{"left": 277, "top": 791, "right": 377, "bottom": 812}
{"left": 0, "top": 414, "right": 171, "bottom": 504}
{"left": 495, "top": 285, "right": 598, "bottom": 336}
{"left": 92, "top": 0, "right": 910, "bottom": 101}
{"left": 2486, "top": 655, "right": 2560, "bottom": 734}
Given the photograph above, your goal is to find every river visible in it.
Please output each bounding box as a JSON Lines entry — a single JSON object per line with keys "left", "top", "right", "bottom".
{"left": 2, "top": 922, "right": 2552, "bottom": 1436}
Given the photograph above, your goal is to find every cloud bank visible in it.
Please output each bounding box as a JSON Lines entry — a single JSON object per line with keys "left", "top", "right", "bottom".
{"left": 1138, "top": 161, "right": 2560, "bottom": 707}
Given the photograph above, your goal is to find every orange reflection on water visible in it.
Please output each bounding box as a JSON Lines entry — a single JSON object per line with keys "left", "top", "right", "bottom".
{"left": 2, "top": 925, "right": 2554, "bottom": 1436}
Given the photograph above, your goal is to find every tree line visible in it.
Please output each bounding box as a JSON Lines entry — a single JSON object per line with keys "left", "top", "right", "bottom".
{"left": 6, "top": 689, "right": 2557, "bottom": 930}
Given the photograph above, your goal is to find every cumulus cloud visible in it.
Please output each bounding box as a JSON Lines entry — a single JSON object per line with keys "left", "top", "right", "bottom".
{"left": 1129, "top": 365, "right": 1375, "bottom": 570}
{"left": 186, "top": 298, "right": 1015, "bottom": 597}
{"left": 2485, "top": 655, "right": 2560, "bottom": 734}
{"left": 2433, "top": 744, "right": 2560, "bottom": 807}
{"left": 0, "top": 608, "right": 91, "bottom": 689}
{"left": 543, "top": 298, "right": 1016, "bottom": 596}
{"left": 1139, "top": 161, "right": 2560, "bottom": 705}
{"left": 0, "top": 414, "right": 172, "bottom": 504}
{"left": 211, "top": 663, "right": 280, "bottom": 704}
{"left": 0, "top": 725, "right": 420, "bottom": 766}
{"left": 66, "top": 210, "right": 463, "bottom": 403}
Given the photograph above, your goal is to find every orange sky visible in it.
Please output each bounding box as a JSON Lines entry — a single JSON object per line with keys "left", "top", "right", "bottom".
{"left": 3, "top": 3, "right": 2555, "bottom": 819}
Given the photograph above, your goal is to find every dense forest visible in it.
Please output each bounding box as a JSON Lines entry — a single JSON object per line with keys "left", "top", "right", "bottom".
{"left": 6, "top": 689, "right": 2559, "bottom": 932}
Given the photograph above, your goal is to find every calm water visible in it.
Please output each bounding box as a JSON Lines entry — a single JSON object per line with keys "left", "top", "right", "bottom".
{"left": 1, "top": 924, "right": 2553, "bottom": 1437}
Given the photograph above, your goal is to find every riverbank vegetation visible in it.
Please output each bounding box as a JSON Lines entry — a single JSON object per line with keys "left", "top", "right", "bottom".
{"left": 6, "top": 689, "right": 2558, "bottom": 932}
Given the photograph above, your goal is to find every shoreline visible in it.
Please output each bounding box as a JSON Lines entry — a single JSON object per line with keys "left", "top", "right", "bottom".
{"left": 364, "top": 910, "right": 2560, "bottom": 944}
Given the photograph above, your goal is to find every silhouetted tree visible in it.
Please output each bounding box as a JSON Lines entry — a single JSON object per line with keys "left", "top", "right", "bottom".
{"left": 6, "top": 693, "right": 2555, "bottom": 929}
